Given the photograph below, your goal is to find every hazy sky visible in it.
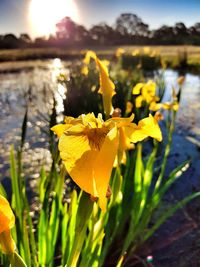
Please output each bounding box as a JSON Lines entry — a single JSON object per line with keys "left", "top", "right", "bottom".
{"left": 0, "top": 0, "right": 200, "bottom": 37}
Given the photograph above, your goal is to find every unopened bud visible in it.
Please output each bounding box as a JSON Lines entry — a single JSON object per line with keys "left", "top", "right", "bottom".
{"left": 112, "top": 108, "right": 122, "bottom": 118}
{"left": 177, "top": 76, "right": 185, "bottom": 86}
{"left": 154, "top": 111, "right": 164, "bottom": 121}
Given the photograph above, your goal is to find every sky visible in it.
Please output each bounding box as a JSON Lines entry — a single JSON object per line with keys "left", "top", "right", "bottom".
{"left": 0, "top": 0, "right": 200, "bottom": 38}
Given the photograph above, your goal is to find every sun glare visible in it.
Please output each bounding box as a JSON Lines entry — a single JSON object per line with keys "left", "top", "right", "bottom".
{"left": 29, "top": 0, "right": 79, "bottom": 37}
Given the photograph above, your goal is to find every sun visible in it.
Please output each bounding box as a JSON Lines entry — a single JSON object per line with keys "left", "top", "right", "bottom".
{"left": 29, "top": 0, "right": 79, "bottom": 37}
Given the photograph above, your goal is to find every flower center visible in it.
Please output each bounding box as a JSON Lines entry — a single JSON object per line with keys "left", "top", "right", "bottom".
{"left": 85, "top": 127, "right": 109, "bottom": 150}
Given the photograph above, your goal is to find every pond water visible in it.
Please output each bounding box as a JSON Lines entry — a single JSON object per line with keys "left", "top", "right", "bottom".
{"left": 0, "top": 60, "right": 200, "bottom": 182}
{"left": 0, "top": 59, "right": 70, "bottom": 182}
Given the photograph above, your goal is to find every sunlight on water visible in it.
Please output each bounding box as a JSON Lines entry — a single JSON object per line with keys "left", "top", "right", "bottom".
{"left": 50, "top": 58, "right": 68, "bottom": 121}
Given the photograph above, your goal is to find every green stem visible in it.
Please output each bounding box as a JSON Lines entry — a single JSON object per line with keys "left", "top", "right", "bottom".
{"left": 154, "top": 110, "right": 176, "bottom": 191}
{"left": 66, "top": 192, "right": 94, "bottom": 267}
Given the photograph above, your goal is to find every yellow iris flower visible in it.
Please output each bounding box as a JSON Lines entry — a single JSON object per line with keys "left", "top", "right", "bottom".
{"left": 0, "top": 195, "right": 15, "bottom": 254}
{"left": 143, "top": 46, "right": 150, "bottom": 55}
{"left": 116, "top": 48, "right": 125, "bottom": 58}
{"left": 132, "top": 81, "right": 159, "bottom": 108}
{"left": 149, "top": 88, "right": 179, "bottom": 112}
{"left": 52, "top": 113, "right": 119, "bottom": 211}
{"left": 52, "top": 112, "right": 162, "bottom": 210}
{"left": 132, "top": 49, "right": 140, "bottom": 56}
{"left": 81, "top": 50, "right": 97, "bottom": 76}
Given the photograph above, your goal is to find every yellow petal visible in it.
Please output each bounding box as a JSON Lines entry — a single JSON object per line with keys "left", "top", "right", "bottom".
{"left": 81, "top": 66, "right": 89, "bottom": 76}
{"left": 94, "top": 126, "right": 118, "bottom": 210}
{"left": 132, "top": 83, "right": 144, "bottom": 95}
{"left": 126, "top": 101, "right": 133, "bottom": 114}
{"left": 0, "top": 196, "right": 15, "bottom": 234}
{"left": 137, "top": 114, "right": 162, "bottom": 142}
{"left": 83, "top": 50, "right": 97, "bottom": 65}
{"left": 162, "top": 102, "right": 171, "bottom": 110}
{"left": 116, "top": 48, "right": 125, "bottom": 57}
{"left": 125, "top": 114, "right": 162, "bottom": 142}
{"left": 51, "top": 124, "right": 71, "bottom": 138}
{"left": 149, "top": 102, "right": 162, "bottom": 111}
{"left": 95, "top": 57, "right": 116, "bottom": 116}
{"left": 132, "top": 49, "right": 140, "bottom": 56}
{"left": 173, "top": 102, "right": 179, "bottom": 111}
{"left": 143, "top": 46, "right": 150, "bottom": 55}
{"left": 124, "top": 124, "right": 148, "bottom": 143}
{"left": 135, "top": 95, "right": 144, "bottom": 108}
{"left": 59, "top": 129, "right": 98, "bottom": 197}
{"left": 0, "top": 230, "right": 15, "bottom": 254}
{"left": 108, "top": 114, "right": 134, "bottom": 128}
{"left": 101, "top": 59, "right": 110, "bottom": 67}
{"left": 142, "top": 81, "right": 156, "bottom": 102}
{"left": 118, "top": 127, "right": 134, "bottom": 151}
{"left": 96, "top": 57, "right": 115, "bottom": 96}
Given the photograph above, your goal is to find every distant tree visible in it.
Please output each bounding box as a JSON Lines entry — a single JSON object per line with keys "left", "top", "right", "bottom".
{"left": 56, "top": 16, "right": 77, "bottom": 40}
{"left": 152, "top": 25, "right": 175, "bottom": 44}
{"left": 188, "top": 23, "right": 200, "bottom": 44}
{"left": 56, "top": 16, "right": 89, "bottom": 45}
{"left": 34, "top": 36, "right": 47, "bottom": 47}
{"left": 115, "top": 13, "right": 149, "bottom": 37}
{"left": 89, "top": 23, "right": 116, "bottom": 45}
{"left": 74, "top": 24, "right": 89, "bottom": 43}
{"left": 3, "top": 34, "right": 19, "bottom": 48}
{"left": 194, "top": 23, "right": 200, "bottom": 33}
{"left": 174, "top": 22, "right": 187, "bottom": 35}
{"left": 19, "top": 33, "right": 31, "bottom": 43}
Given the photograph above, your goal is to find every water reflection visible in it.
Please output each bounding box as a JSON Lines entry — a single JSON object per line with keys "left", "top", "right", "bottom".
{"left": 50, "top": 58, "right": 68, "bottom": 121}
{"left": 0, "top": 58, "right": 70, "bottom": 181}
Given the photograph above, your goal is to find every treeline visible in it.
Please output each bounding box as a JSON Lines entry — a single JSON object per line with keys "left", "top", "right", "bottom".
{"left": 1, "top": 13, "right": 200, "bottom": 49}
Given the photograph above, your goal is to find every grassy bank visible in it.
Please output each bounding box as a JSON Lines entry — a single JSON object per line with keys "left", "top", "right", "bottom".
{"left": 0, "top": 45, "right": 199, "bottom": 60}
{"left": 0, "top": 45, "right": 200, "bottom": 73}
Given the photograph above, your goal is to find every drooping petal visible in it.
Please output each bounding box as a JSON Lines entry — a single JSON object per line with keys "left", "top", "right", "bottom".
{"left": 95, "top": 57, "right": 116, "bottom": 116}
{"left": 0, "top": 196, "right": 15, "bottom": 234}
{"left": 93, "top": 126, "right": 118, "bottom": 210}
{"left": 0, "top": 196, "right": 15, "bottom": 254}
{"left": 0, "top": 230, "right": 15, "bottom": 254}
{"left": 59, "top": 129, "right": 99, "bottom": 197}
